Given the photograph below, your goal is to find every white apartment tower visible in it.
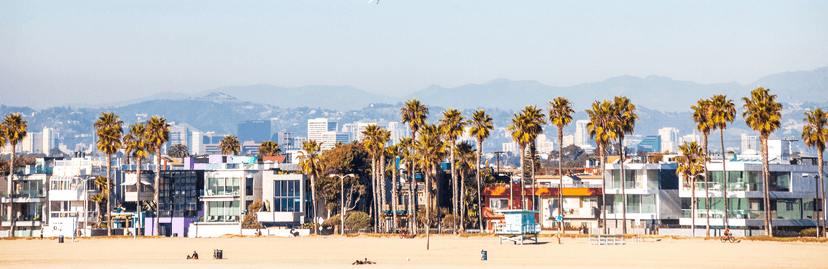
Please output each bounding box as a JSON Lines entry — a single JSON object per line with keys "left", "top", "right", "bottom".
{"left": 574, "top": 120, "right": 590, "bottom": 147}
{"left": 191, "top": 131, "right": 203, "bottom": 155}
{"left": 308, "top": 118, "right": 338, "bottom": 144}
{"left": 658, "top": 127, "right": 680, "bottom": 153}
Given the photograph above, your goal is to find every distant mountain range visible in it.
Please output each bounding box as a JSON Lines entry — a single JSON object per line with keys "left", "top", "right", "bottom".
{"left": 65, "top": 66, "right": 828, "bottom": 112}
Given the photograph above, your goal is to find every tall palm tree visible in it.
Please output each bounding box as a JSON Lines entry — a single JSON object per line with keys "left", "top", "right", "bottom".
{"left": 549, "top": 97, "right": 574, "bottom": 244}
{"left": 377, "top": 129, "right": 390, "bottom": 233}
{"left": 709, "top": 94, "right": 736, "bottom": 228}
{"left": 691, "top": 98, "right": 714, "bottom": 237}
{"left": 362, "top": 124, "right": 382, "bottom": 232}
{"left": 587, "top": 100, "right": 616, "bottom": 234}
{"left": 742, "top": 87, "right": 782, "bottom": 237}
{"left": 385, "top": 144, "right": 400, "bottom": 232}
{"left": 508, "top": 112, "right": 532, "bottom": 210}
{"left": 522, "top": 106, "right": 546, "bottom": 212}
{"left": 400, "top": 99, "right": 429, "bottom": 234}
{"left": 397, "top": 137, "right": 415, "bottom": 232}
{"left": 454, "top": 141, "right": 477, "bottom": 233}
{"left": 677, "top": 142, "right": 705, "bottom": 237}
{"left": 3, "top": 113, "right": 27, "bottom": 237}
{"left": 439, "top": 108, "right": 466, "bottom": 234}
{"left": 297, "top": 140, "right": 324, "bottom": 235}
{"left": 611, "top": 96, "right": 637, "bottom": 234}
{"left": 144, "top": 116, "right": 170, "bottom": 236}
{"left": 219, "top": 135, "right": 240, "bottom": 155}
{"left": 125, "top": 122, "right": 148, "bottom": 236}
{"left": 94, "top": 112, "right": 123, "bottom": 236}
{"left": 92, "top": 176, "right": 114, "bottom": 227}
{"left": 415, "top": 123, "right": 445, "bottom": 250}
{"left": 257, "top": 141, "right": 281, "bottom": 158}
{"left": 802, "top": 108, "right": 827, "bottom": 238}
{"left": 468, "top": 109, "right": 493, "bottom": 231}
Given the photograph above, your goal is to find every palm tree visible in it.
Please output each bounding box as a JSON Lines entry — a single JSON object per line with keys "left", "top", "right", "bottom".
{"left": 89, "top": 193, "right": 107, "bottom": 227}
{"left": 94, "top": 112, "right": 123, "bottom": 236}
{"left": 611, "top": 96, "right": 637, "bottom": 234}
{"left": 709, "top": 94, "right": 736, "bottom": 228}
{"left": 144, "top": 116, "right": 170, "bottom": 236}
{"left": 677, "top": 142, "right": 706, "bottom": 237}
{"left": 508, "top": 112, "right": 532, "bottom": 210}
{"left": 397, "top": 137, "right": 415, "bottom": 232}
{"left": 439, "top": 108, "right": 466, "bottom": 234}
{"left": 548, "top": 97, "right": 574, "bottom": 244}
{"left": 362, "top": 124, "right": 382, "bottom": 232}
{"left": 92, "top": 176, "right": 114, "bottom": 227}
{"left": 400, "top": 99, "right": 429, "bottom": 234}
{"left": 691, "top": 98, "right": 714, "bottom": 237}
{"left": 297, "top": 140, "right": 324, "bottom": 235}
{"left": 468, "top": 109, "right": 493, "bottom": 231}
{"left": 586, "top": 100, "right": 616, "bottom": 234}
{"left": 522, "top": 106, "right": 546, "bottom": 212}
{"left": 219, "top": 135, "right": 240, "bottom": 155}
{"left": 742, "top": 87, "right": 782, "bottom": 237}
{"left": 415, "top": 123, "right": 445, "bottom": 250}
{"left": 454, "top": 141, "right": 477, "bottom": 233}
{"left": 3, "top": 113, "right": 27, "bottom": 237}
{"left": 385, "top": 144, "right": 400, "bottom": 232}
{"left": 257, "top": 141, "right": 281, "bottom": 158}
{"left": 168, "top": 144, "right": 189, "bottom": 158}
{"left": 802, "top": 108, "right": 827, "bottom": 238}
{"left": 377, "top": 129, "right": 391, "bottom": 232}
{"left": 125, "top": 122, "right": 149, "bottom": 235}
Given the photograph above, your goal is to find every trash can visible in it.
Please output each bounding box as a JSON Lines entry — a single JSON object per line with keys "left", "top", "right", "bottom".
{"left": 214, "top": 249, "right": 223, "bottom": 259}
{"left": 58, "top": 235, "right": 64, "bottom": 243}
{"left": 172, "top": 233, "right": 178, "bottom": 237}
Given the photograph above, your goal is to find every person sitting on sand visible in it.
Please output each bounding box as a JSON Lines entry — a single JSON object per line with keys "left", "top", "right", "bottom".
{"left": 351, "top": 258, "right": 375, "bottom": 265}
{"left": 192, "top": 251, "right": 199, "bottom": 260}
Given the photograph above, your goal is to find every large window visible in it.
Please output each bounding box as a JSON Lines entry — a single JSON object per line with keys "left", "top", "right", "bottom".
{"left": 207, "top": 177, "right": 240, "bottom": 196}
{"left": 274, "top": 180, "right": 301, "bottom": 212}
{"left": 708, "top": 171, "right": 762, "bottom": 191}
{"left": 206, "top": 201, "right": 240, "bottom": 222}
{"left": 490, "top": 198, "right": 509, "bottom": 210}
{"left": 646, "top": 170, "right": 659, "bottom": 190}
{"left": 770, "top": 172, "right": 790, "bottom": 192}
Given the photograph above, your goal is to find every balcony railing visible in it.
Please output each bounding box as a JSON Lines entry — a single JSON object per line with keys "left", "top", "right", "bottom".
{"left": 682, "top": 209, "right": 764, "bottom": 219}
{"left": 205, "top": 189, "right": 240, "bottom": 196}
{"left": 204, "top": 215, "right": 240, "bottom": 222}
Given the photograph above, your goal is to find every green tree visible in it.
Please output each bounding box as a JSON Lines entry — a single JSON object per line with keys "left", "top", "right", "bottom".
{"left": 94, "top": 112, "right": 123, "bottom": 236}
{"left": 415, "top": 123, "right": 446, "bottom": 250}
{"left": 691, "top": 98, "right": 714, "bottom": 237}
{"left": 124, "top": 122, "right": 149, "bottom": 229}
{"left": 709, "top": 94, "right": 736, "bottom": 228}
{"left": 144, "top": 116, "right": 170, "bottom": 236}
{"left": 2, "top": 113, "right": 27, "bottom": 236}
{"left": 219, "top": 135, "right": 240, "bottom": 155}
{"left": 257, "top": 141, "right": 281, "bottom": 158}
{"left": 742, "top": 87, "right": 782, "bottom": 237}
{"left": 400, "top": 99, "right": 429, "bottom": 235}
{"left": 521, "top": 105, "right": 546, "bottom": 212}
{"left": 677, "top": 142, "right": 706, "bottom": 237}
{"left": 362, "top": 124, "right": 382, "bottom": 232}
{"left": 802, "top": 108, "right": 827, "bottom": 238}
{"left": 468, "top": 109, "right": 493, "bottom": 231}
{"left": 507, "top": 112, "right": 532, "bottom": 210}
{"left": 297, "top": 140, "right": 325, "bottom": 235}
{"left": 611, "top": 96, "right": 637, "bottom": 234}
{"left": 548, "top": 97, "right": 574, "bottom": 243}
{"left": 439, "top": 108, "right": 466, "bottom": 234}
{"left": 586, "top": 100, "right": 616, "bottom": 234}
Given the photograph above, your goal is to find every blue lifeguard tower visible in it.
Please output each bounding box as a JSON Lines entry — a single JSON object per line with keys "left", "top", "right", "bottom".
{"left": 494, "top": 210, "right": 541, "bottom": 245}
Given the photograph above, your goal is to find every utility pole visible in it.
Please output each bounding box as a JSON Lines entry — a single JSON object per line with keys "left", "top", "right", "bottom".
{"left": 492, "top": 151, "right": 505, "bottom": 174}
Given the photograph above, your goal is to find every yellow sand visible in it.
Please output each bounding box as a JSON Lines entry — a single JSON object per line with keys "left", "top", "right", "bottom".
{"left": 0, "top": 235, "right": 825, "bottom": 268}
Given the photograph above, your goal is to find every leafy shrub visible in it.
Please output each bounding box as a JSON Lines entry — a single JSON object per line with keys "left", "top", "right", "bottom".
{"left": 345, "top": 211, "right": 371, "bottom": 230}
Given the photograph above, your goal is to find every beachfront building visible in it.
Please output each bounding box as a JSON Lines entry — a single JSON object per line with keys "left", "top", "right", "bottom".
{"left": 46, "top": 157, "right": 110, "bottom": 237}
{"left": 602, "top": 162, "right": 681, "bottom": 234}
{"left": 257, "top": 171, "right": 308, "bottom": 228}
{"left": 535, "top": 174, "right": 603, "bottom": 233}
{"left": 674, "top": 140, "right": 828, "bottom": 236}
{"left": 144, "top": 170, "right": 204, "bottom": 237}
{"left": 0, "top": 158, "right": 57, "bottom": 237}
{"left": 187, "top": 167, "right": 261, "bottom": 237}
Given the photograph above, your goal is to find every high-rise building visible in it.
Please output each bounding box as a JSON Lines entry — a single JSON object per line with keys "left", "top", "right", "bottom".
{"left": 42, "top": 127, "right": 53, "bottom": 156}
{"left": 658, "top": 127, "right": 680, "bottom": 153}
{"left": 562, "top": 135, "right": 574, "bottom": 149}
{"left": 320, "top": 131, "right": 349, "bottom": 151}
{"left": 637, "top": 135, "right": 662, "bottom": 153}
{"left": 536, "top": 134, "right": 555, "bottom": 154}
{"left": 574, "top": 120, "right": 590, "bottom": 147}
{"left": 502, "top": 142, "right": 518, "bottom": 155}
{"left": 342, "top": 122, "right": 376, "bottom": 142}
{"left": 168, "top": 124, "right": 189, "bottom": 149}
{"left": 387, "top": 122, "right": 409, "bottom": 145}
{"left": 741, "top": 133, "right": 758, "bottom": 153}
{"left": 238, "top": 120, "right": 271, "bottom": 143}
{"left": 191, "top": 131, "right": 203, "bottom": 155}
{"left": 308, "top": 118, "right": 338, "bottom": 144}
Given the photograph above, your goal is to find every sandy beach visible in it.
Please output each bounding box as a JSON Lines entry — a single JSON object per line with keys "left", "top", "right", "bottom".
{"left": 1, "top": 234, "right": 826, "bottom": 269}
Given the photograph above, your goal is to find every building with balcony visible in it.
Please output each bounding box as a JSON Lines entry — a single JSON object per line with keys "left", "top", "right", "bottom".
{"left": 187, "top": 168, "right": 261, "bottom": 237}
{"left": 257, "top": 171, "right": 309, "bottom": 228}
{"left": 602, "top": 162, "right": 681, "bottom": 234}
{"left": 46, "top": 157, "right": 111, "bottom": 237}
{"left": 0, "top": 158, "right": 58, "bottom": 237}
{"left": 144, "top": 170, "right": 203, "bottom": 237}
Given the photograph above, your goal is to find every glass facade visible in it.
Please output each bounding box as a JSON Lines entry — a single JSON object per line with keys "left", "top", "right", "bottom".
{"left": 207, "top": 201, "right": 240, "bottom": 222}
{"left": 274, "top": 180, "right": 301, "bottom": 212}
{"left": 207, "top": 177, "right": 240, "bottom": 196}
{"left": 159, "top": 170, "right": 202, "bottom": 218}
{"left": 608, "top": 194, "right": 656, "bottom": 214}
{"left": 607, "top": 169, "right": 662, "bottom": 190}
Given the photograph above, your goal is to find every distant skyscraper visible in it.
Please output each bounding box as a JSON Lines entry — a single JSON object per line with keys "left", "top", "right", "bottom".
{"left": 502, "top": 142, "right": 518, "bottom": 155}
{"left": 741, "top": 133, "right": 758, "bottom": 153}
{"left": 308, "top": 118, "right": 337, "bottom": 144}
{"left": 562, "top": 135, "right": 574, "bottom": 149}
{"left": 574, "top": 120, "right": 590, "bottom": 147}
{"left": 536, "top": 134, "right": 555, "bottom": 154}
{"left": 342, "top": 122, "right": 376, "bottom": 142}
{"left": 168, "top": 124, "right": 189, "bottom": 149}
{"left": 238, "top": 120, "right": 271, "bottom": 143}
{"left": 42, "top": 127, "right": 53, "bottom": 156}
{"left": 658, "top": 127, "right": 680, "bottom": 153}
{"left": 320, "top": 131, "right": 350, "bottom": 151}
{"left": 387, "top": 122, "right": 409, "bottom": 145}
{"left": 191, "top": 131, "right": 203, "bottom": 155}
{"left": 637, "top": 135, "right": 662, "bottom": 153}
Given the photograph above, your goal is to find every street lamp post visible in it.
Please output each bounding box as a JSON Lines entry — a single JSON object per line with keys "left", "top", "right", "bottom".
{"left": 330, "top": 174, "right": 355, "bottom": 235}
{"left": 804, "top": 173, "right": 821, "bottom": 238}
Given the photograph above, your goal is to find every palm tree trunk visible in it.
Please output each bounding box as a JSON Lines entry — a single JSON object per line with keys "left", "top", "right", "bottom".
{"left": 721, "top": 129, "right": 729, "bottom": 229}
{"left": 703, "top": 135, "right": 710, "bottom": 237}
{"left": 460, "top": 171, "right": 465, "bottom": 233}
{"left": 451, "top": 140, "right": 457, "bottom": 234}
{"left": 600, "top": 145, "right": 607, "bottom": 234}
{"left": 154, "top": 149, "right": 162, "bottom": 236}
{"left": 392, "top": 158, "right": 398, "bottom": 233}
{"left": 476, "top": 139, "right": 484, "bottom": 232}
{"left": 311, "top": 173, "right": 319, "bottom": 235}
{"left": 519, "top": 145, "right": 526, "bottom": 209}
{"left": 107, "top": 154, "right": 112, "bottom": 236}
{"left": 620, "top": 139, "right": 627, "bottom": 235}
{"left": 425, "top": 164, "right": 431, "bottom": 250}
{"left": 8, "top": 146, "right": 15, "bottom": 237}
{"left": 759, "top": 135, "right": 771, "bottom": 236}
{"left": 692, "top": 175, "right": 697, "bottom": 237}
{"left": 371, "top": 157, "right": 378, "bottom": 232}
{"left": 380, "top": 153, "right": 387, "bottom": 233}
{"left": 531, "top": 142, "right": 537, "bottom": 212}
{"left": 818, "top": 151, "right": 826, "bottom": 238}
{"left": 557, "top": 128, "right": 563, "bottom": 244}
{"left": 136, "top": 157, "right": 142, "bottom": 236}
{"left": 410, "top": 159, "right": 416, "bottom": 234}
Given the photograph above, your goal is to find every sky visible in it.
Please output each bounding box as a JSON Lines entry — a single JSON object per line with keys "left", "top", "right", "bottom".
{"left": 1, "top": 0, "right": 827, "bottom": 109}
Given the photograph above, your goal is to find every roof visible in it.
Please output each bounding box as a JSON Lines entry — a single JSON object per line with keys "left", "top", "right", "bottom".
{"left": 161, "top": 156, "right": 184, "bottom": 166}
{"left": 262, "top": 156, "right": 287, "bottom": 164}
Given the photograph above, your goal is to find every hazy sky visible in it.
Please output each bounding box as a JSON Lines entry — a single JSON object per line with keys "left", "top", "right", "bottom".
{"left": 2, "top": 1, "right": 827, "bottom": 109}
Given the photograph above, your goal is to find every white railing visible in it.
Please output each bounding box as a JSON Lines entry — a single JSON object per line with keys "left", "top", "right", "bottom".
{"left": 494, "top": 223, "right": 541, "bottom": 235}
